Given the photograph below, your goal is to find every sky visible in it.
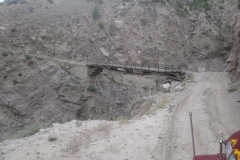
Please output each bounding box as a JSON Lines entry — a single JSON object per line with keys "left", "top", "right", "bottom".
{"left": 0, "top": 0, "right": 4, "bottom": 2}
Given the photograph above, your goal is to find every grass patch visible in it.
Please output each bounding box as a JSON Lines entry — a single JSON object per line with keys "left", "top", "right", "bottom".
{"left": 228, "top": 87, "right": 238, "bottom": 92}
{"left": 87, "top": 84, "right": 96, "bottom": 92}
{"left": 105, "top": 144, "right": 120, "bottom": 153}
{"left": 12, "top": 125, "right": 41, "bottom": 139}
{"left": 117, "top": 115, "right": 129, "bottom": 124}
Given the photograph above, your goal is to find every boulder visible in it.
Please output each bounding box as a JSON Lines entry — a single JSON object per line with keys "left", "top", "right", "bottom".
{"left": 100, "top": 48, "right": 109, "bottom": 57}
{"left": 161, "top": 83, "right": 170, "bottom": 92}
{"left": 48, "top": 134, "right": 57, "bottom": 141}
{"left": 40, "top": 29, "right": 47, "bottom": 38}
{"left": 115, "top": 20, "right": 125, "bottom": 30}
{"left": 174, "top": 86, "right": 183, "bottom": 91}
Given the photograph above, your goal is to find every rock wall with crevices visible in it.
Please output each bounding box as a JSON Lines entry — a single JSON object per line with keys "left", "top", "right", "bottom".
{"left": 227, "top": 14, "right": 240, "bottom": 80}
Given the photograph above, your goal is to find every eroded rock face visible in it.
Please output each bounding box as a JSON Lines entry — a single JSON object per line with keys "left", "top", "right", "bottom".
{"left": 227, "top": 14, "right": 240, "bottom": 80}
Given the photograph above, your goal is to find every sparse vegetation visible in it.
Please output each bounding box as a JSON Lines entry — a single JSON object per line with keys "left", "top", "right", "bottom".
{"left": 123, "top": 0, "right": 131, "bottom": 2}
{"left": 92, "top": 5, "right": 100, "bottom": 20}
{"left": 140, "top": 18, "right": 147, "bottom": 26}
{"left": 11, "top": 125, "right": 41, "bottom": 139}
{"left": 176, "top": 1, "right": 183, "bottom": 9}
{"left": 2, "top": 52, "right": 8, "bottom": 57}
{"left": 128, "top": 98, "right": 143, "bottom": 111}
{"left": 204, "top": 43, "right": 210, "bottom": 50}
{"left": 47, "top": 0, "right": 53, "bottom": 4}
{"left": 183, "top": 51, "right": 186, "bottom": 55}
{"left": 218, "top": 5, "right": 224, "bottom": 10}
{"left": 157, "top": 96, "right": 170, "bottom": 109}
{"left": 92, "top": 122, "right": 112, "bottom": 136}
{"left": 105, "top": 144, "right": 120, "bottom": 153}
{"left": 95, "top": 0, "right": 103, "bottom": 4}
{"left": 20, "top": 0, "right": 27, "bottom": 4}
{"left": 18, "top": 72, "right": 22, "bottom": 77}
{"left": 25, "top": 54, "right": 32, "bottom": 60}
{"left": 98, "top": 21, "right": 105, "bottom": 29}
{"left": 187, "top": 0, "right": 211, "bottom": 11}
{"left": 45, "top": 6, "right": 49, "bottom": 9}
{"left": 117, "top": 115, "right": 129, "bottom": 124}
{"left": 238, "top": 0, "right": 240, "bottom": 10}
{"left": 87, "top": 84, "right": 96, "bottom": 92}
{"left": 3, "top": 75, "right": 7, "bottom": 79}
{"left": 61, "top": 66, "right": 71, "bottom": 75}
{"left": 13, "top": 80, "right": 18, "bottom": 85}
{"left": 228, "top": 87, "right": 238, "bottom": 92}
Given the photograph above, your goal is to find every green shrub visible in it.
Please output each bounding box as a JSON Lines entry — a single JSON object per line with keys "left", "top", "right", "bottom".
{"left": 218, "top": 5, "right": 224, "bottom": 10}
{"left": 20, "top": 0, "right": 27, "bottom": 4}
{"left": 12, "top": 125, "right": 41, "bottom": 139}
{"left": 18, "top": 72, "right": 22, "bottom": 77}
{"left": 228, "top": 87, "right": 238, "bottom": 92}
{"left": 176, "top": 1, "right": 183, "bottom": 9}
{"left": 13, "top": 79, "right": 18, "bottom": 85}
{"left": 204, "top": 43, "right": 210, "bottom": 50}
{"left": 45, "top": 6, "right": 49, "bottom": 9}
{"left": 187, "top": 0, "right": 211, "bottom": 11}
{"left": 25, "top": 54, "right": 32, "bottom": 60}
{"left": 87, "top": 84, "right": 96, "bottom": 92}
{"left": 47, "top": 0, "right": 53, "bottom": 4}
{"left": 3, "top": 75, "right": 7, "bottom": 79}
{"left": 92, "top": 6, "right": 100, "bottom": 20}
{"left": 98, "top": 21, "right": 105, "bottom": 29}
{"left": 2, "top": 52, "right": 8, "bottom": 57}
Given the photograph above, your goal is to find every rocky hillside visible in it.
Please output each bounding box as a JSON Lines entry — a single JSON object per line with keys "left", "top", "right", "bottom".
{"left": 0, "top": 0, "right": 239, "bottom": 141}
{"left": 227, "top": 13, "right": 240, "bottom": 80}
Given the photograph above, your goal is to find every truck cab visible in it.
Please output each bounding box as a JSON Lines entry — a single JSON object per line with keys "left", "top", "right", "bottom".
{"left": 194, "top": 130, "right": 240, "bottom": 160}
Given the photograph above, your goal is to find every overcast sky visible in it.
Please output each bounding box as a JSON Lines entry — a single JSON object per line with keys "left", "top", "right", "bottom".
{"left": 0, "top": 0, "right": 4, "bottom": 2}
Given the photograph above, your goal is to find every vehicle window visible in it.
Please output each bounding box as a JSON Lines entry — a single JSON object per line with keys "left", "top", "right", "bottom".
{"left": 226, "top": 141, "right": 233, "bottom": 159}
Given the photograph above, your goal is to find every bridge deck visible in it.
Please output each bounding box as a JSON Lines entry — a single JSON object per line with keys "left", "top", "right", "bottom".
{"left": 87, "top": 61, "right": 187, "bottom": 74}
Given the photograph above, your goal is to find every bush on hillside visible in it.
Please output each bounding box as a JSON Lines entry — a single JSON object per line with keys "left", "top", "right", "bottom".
{"left": 92, "top": 5, "right": 100, "bottom": 20}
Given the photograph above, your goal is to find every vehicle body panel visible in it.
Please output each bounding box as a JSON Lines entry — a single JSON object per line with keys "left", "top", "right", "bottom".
{"left": 194, "top": 131, "right": 240, "bottom": 160}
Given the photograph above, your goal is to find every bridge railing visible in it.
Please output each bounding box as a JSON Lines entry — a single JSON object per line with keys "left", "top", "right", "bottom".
{"left": 87, "top": 60, "right": 187, "bottom": 72}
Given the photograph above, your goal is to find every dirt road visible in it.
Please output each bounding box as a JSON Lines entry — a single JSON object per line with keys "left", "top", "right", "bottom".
{"left": 156, "top": 72, "right": 240, "bottom": 160}
{"left": 0, "top": 72, "right": 240, "bottom": 160}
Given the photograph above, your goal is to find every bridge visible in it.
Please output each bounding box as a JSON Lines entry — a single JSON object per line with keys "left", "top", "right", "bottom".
{"left": 87, "top": 60, "right": 187, "bottom": 80}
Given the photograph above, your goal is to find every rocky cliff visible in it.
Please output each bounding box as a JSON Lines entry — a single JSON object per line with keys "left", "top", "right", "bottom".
{"left": 227, "top": 13, "right": 240, "bottom": 80}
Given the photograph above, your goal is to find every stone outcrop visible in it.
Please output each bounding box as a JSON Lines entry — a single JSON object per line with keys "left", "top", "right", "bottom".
{"left": 227, "top": 14, "right": 240, "bottom": 80}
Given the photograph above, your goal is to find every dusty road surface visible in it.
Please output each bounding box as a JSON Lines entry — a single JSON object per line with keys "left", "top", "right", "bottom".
{"left": 0, "top": 72, "right": 240, "bottom": 160}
